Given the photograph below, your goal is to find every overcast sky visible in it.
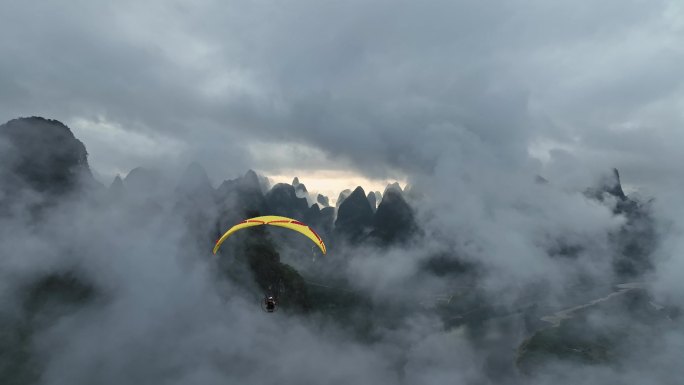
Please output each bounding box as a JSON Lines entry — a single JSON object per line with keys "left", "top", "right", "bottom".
{"left": 1, "top": 0, "right": 683, "bottom": 193}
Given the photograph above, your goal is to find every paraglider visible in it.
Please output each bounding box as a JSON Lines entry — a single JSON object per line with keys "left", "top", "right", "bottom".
{"left": 213, "top": 215, "right": 326, "bottom": 314}
{"left": 262, "top": 295, "right": 277, "bottom": 313}
{"left": 213, "top": 215, "right": 327, "bottom": 255}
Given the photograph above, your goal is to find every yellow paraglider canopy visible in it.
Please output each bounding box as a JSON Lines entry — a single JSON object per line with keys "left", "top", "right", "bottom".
{"left": 213, "top": 215, "right": 327, "bottom": 255}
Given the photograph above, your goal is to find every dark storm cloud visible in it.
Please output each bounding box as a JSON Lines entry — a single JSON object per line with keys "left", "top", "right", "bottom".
{"left": 2, "top": 0, "right": 682, "bottom": 185}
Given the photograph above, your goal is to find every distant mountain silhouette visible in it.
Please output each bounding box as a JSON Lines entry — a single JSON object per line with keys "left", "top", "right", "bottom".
{"left": 292, "top": 176, "right": 308, "bottom": 197}
{"left": 265, "top": 183, "right": 309, "bottom": 220}
{"left": 123, "top": 167, "right": 164, "bottom": 196}
{"left": 108, "top": 174, "right": 125, "bottom": 201}
{"left": 317, "top": 193, "right": 330, "bottom": 207}
{"left": 367, "top": 192, "right": 377, "bottom": 212}
{"left": 369, "top": 187, "right": 418, "bottom": 244}
{"left": 216, "top": 170, "right": 268, "bottom": 219}
{"left": 585, "top": 169, "right": 656, "bottom": 279}
{"left": 585, "top": 168, "right": 629, "bottom": 208}
{"left": 176, "top": 162, "right": 213, "bottom": 197}
{"left": 334, "top": 186, "right": 374, "bottom": 242}
{"left": 336, "top": 189, "right": 352, "bottom": 208}
{"left": 0, "top": 117, "right": 95, "bottom": 200}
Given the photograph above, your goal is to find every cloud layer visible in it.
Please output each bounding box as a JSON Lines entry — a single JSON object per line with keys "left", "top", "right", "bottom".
{"left": 2, "top": 0, "right": 683, "bottom": 187}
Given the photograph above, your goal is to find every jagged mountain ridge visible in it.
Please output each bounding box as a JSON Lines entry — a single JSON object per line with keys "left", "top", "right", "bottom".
{"left": 3, "top": 117, "right": 652, "bottom": 259}
{"left": 106, "top": 160, "right": 420, "bottom": 251}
